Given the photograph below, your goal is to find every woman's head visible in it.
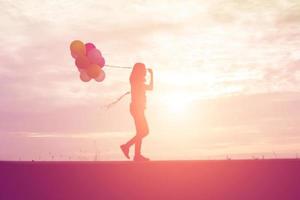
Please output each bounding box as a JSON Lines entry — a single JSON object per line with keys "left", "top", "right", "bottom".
{"left": 130, "top": 63, "right": 146, "bottom": 84}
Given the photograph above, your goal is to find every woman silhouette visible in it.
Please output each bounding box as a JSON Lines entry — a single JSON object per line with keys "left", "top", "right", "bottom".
{"left": 120, "top": 63, "right": 153, "bottom": 161}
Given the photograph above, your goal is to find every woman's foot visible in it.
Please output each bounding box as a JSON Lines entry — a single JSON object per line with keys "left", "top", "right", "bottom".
{"left": 120, "top": 144, "right": 130, "bottom": 159}
{"left": 134, "top": 154, "right": 150, "bottom": 162}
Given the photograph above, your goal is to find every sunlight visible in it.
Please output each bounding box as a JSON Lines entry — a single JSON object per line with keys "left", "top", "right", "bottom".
{"left": 168, "top": 98, "right": 187, "bottom": 113}
{"left": 162, "top": 92, "right": 190, "bottom": 114}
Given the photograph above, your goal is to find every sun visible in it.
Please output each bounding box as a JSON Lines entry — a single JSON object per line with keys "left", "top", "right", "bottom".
{"left": 162, "top": 93, "right": 190, "bottom": 114}
{"left": 168, "top": 100, "right": 187, "bottom": 113}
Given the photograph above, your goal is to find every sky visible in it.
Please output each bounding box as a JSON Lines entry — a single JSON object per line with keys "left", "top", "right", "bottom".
{"left": 0, "top": 0, "right": 300, "bottom": 161}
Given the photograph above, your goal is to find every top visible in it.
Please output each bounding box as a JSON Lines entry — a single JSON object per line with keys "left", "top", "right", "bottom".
{"left": 130, "top": 83, "right": 146, "bottom": 109}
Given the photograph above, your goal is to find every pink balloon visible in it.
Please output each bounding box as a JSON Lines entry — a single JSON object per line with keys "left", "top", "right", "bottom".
{"left": 95, "top": 69, "right": 105, "bottom": 82}
{"left": 85, "top": 43, "right": 96, "bottom": 54}
{"left": 98, "top": 56, "right": 105, "bottom": 68}
{"left": 80, "top": 70, "right": 91, "bottom": 82}
{"left": 78, "top": 68, "right": 85, "bottom": 73}
{"left": 87, "top": 48, "right": 102, "bottom": 65}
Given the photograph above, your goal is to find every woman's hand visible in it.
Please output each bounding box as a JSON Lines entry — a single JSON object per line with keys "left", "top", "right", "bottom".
{"left": 147, "top": 68, "right": 153, "bottom": 74}
{"left": 146, "top": 68, "right": 153, "bottom": 91}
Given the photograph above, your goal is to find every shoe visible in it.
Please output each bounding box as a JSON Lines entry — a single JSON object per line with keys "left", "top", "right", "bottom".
{"left": 120, "top": 144, "right": 130, "bottom": 159}
{"left": 134, "top": 155, "right": 150, "bottom": 162}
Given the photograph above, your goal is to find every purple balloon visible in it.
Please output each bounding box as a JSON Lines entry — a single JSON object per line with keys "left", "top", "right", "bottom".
{"left": 85, "top": 43, "right": 96, "bottom": 54}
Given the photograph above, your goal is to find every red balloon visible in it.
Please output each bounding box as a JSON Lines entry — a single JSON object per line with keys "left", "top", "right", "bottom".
{"left": 95, "top": 69, "right": 105, "bottom": 82}
{"left": 86, "top": 64, "right": 100, "bottom": 78}
{"left": 85, "top": 43, "right": 96, "bottom": 54}
{"left": 75, "top": 55, "right": 90, "bottom": 69}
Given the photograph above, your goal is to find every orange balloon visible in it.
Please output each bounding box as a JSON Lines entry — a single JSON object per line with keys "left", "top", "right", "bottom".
{"left": 95, "top": 69, "right": 105, "bottom": 82}
{"left": 70, "top": 40, "right": 86, "bottom": 59}
{"left": 86, "top": 64, "right": 100, "bottom": 78}
{"left": 75, "top": 55, "right": 90, "bottom": 69}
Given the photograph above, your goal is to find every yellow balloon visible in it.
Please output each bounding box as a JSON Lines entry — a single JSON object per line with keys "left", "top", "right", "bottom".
{"left": 70, "top": 40, "right": 86, "bottom": 58}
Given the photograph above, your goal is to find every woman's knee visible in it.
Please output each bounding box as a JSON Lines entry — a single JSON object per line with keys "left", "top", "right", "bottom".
{"left": 143, "top": 122, "right": 149, "bottom": 136}
{"left": 137, "top": 130, "right": 149, "bottom": 138}
{"left": 143, "top": 130, "right": 149, "bottom": 137}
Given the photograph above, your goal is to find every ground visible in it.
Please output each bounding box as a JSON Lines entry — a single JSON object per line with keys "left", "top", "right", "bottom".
{"left": 0, "top": 160, "right": 299, "bottom": 200}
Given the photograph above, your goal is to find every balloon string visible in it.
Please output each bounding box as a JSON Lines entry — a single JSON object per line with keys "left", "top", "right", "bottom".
{"left": 103, "top": 91, "right": 131, "bottom": 110}
{"left": 105, "top": 64, "right": 132, "bottom": 69}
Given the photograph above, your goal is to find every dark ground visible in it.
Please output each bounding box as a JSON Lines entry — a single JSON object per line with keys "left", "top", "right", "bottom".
{"left": 0, "top": 159, "right": 299, "bottom": 200}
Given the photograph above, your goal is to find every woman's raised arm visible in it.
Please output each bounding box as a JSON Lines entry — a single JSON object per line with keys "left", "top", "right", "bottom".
{"left": 146, "top": 68, "right": 153, "bottom": 91}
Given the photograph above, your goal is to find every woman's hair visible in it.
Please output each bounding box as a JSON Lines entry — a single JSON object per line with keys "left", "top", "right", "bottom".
{"left": 130, "top": 63, "right": 146, "bottom": 85}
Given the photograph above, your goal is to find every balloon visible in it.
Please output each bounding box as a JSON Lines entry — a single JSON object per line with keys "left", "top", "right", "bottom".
{"left": 80, "top": 70, "right": 91, "bottom": 82}
{"left": 70, "top": 40, "right": 86, "bottom": 58}
{"left": 75, "top": 55, "right": 90, "bottom": 69}
{"left": 70, "top": 40, "right": 106, "bottom": 83}
{"left": 95, "top": 69, "right": 105, "bottom": 82}
{"left": 98, "top": 56, "right": 105, "bottom": 68}
{"left": 85, "top": 43, "right": 96, "bottom": 54}
{"left": 86, "top": 64, "right": 100, "bottom": 78}
{"left": 87, "top": 48, "right": 102, "bottom": 65}
{"left": 78, "top": 68, "right": 85, "bottom": 73}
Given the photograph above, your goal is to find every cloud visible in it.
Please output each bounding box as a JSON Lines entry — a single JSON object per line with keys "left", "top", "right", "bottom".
{"left": 264, "top": 59, "right": 300, "bottom": 85}
{"left": 149, "top": 91, "right": 300, "bottom": 134}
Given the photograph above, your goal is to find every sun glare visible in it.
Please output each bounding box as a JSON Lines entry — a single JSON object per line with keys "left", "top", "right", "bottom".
{"left": 162, "top": 93, "right": 190, "bottom": 114}
{"left": 168, "top": 99, "right": 187, "bottom": 113}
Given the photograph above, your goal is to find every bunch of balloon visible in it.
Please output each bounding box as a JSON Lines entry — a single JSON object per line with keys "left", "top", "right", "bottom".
{"left": 70, "top": 40, "right": 106, "bottom": 82}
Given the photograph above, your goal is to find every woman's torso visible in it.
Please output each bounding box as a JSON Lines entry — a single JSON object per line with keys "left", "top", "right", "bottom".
{"left": 130, "top": 83, "right": 146, "bottom": 110}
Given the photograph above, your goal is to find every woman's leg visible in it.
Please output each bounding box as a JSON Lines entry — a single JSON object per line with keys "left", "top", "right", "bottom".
{"left": 124, "top": 117, "right": 145, "bottom": 157}
{"left": 125, "top": 106, "right": 144, "bottom": 148}
{"left": 133, "top": 111, "right": 149, "bottom": 160}
{"left": 125, "top": 135, "right": 137, "bottom": 147}
{"left": 135, "top": 138, "right": 142, "bottom": 156}
{"left": 120, "top": 107, "right": 139, "bottom": 159}
{"left": 121, "top": 134, "right": 140, "bottom": 159}
{"left": 121, "top": 106, "right": 149, "bottom": 160}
